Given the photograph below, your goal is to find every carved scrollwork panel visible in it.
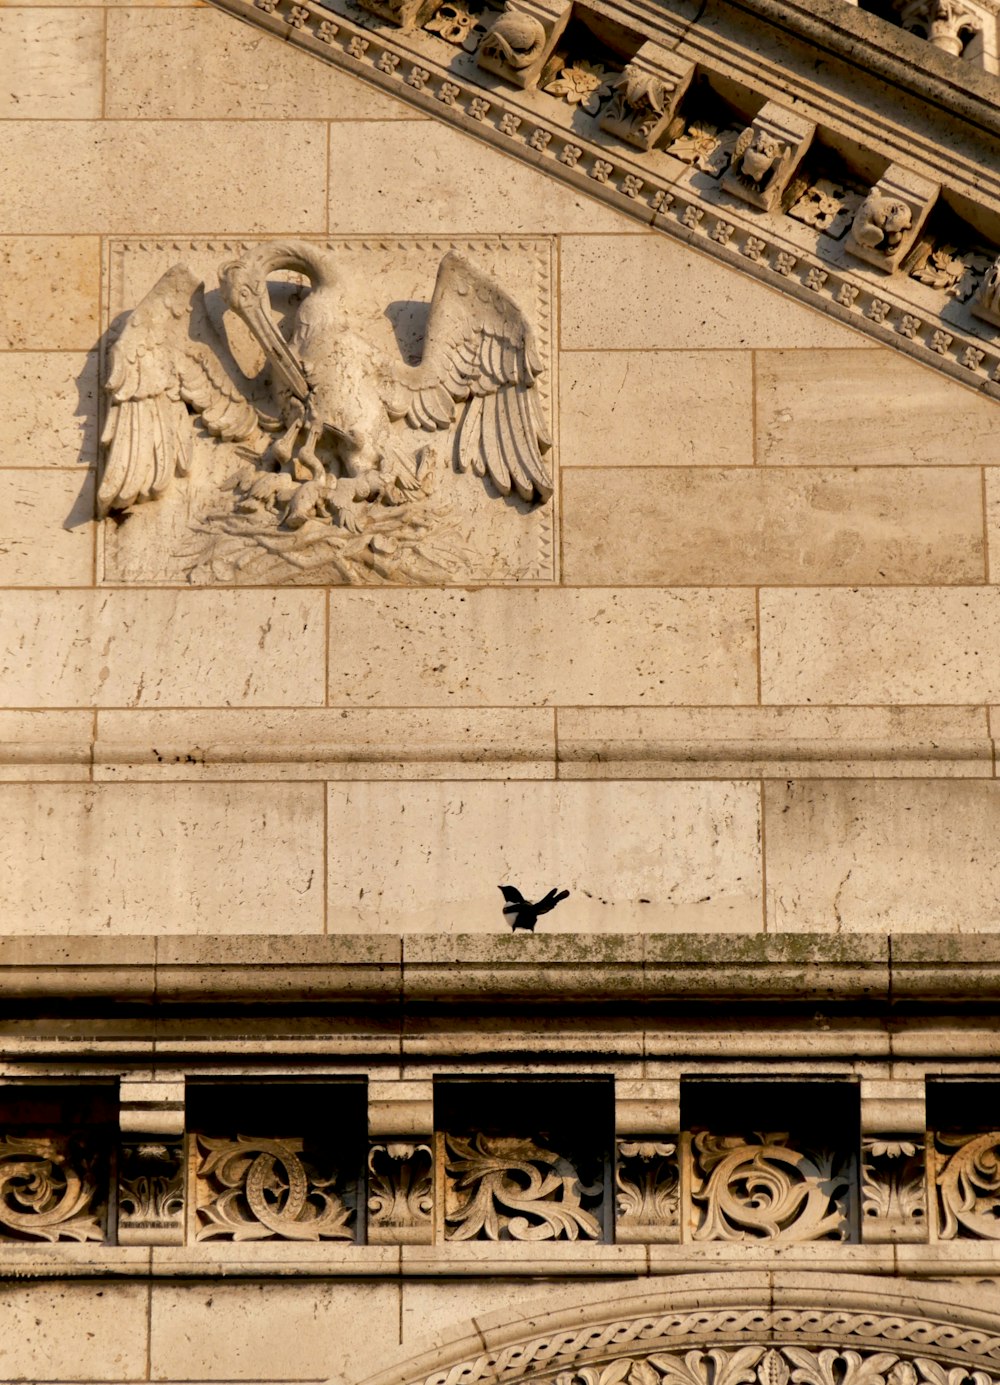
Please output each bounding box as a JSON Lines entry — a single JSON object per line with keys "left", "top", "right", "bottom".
{"left": 0, "top": 1135, "right": 105, "bottom": 1243}
{"left": 444, "top": 1132, "right": 605, "bottom": 1241}
{"left": 193, "top": 1134, "right": 356, "bottom": 1241}
{"left": 934, "top": 1130, "right": 1000, "bottom": 1239}
{"left": 689, "top": 1132, "right": 855, "bottom": 1243}
{"left": 545, "top": 1348, "right": 999, "bottom": 1385}
{"left": 368, "top": 1141, "right": 433, "bottom": 1243}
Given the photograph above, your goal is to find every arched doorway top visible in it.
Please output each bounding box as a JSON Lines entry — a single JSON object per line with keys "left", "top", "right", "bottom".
{"left": 347, "top": 1276, "right": 1000, "bottom": 1385}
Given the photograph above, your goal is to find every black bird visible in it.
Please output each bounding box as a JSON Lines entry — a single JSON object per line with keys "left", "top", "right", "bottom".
{"left": 499, "top": 885, "right": 570, "bottom": 932}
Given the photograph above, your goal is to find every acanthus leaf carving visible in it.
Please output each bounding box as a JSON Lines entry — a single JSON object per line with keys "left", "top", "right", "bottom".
{"left": 934, "top": 1130, "right": 1000, "bottom": 1239}
{"left": 444, "top": 1131, "right": 604, "bottom": 1241}
{"left": 117, "top": 1140, "right": 185, "bottom": 1245}
{"left": 615, "top": 1139, "right": 679, "bottom": 1242}
{"left": 194, "top": 1134, "right": 355, "bottom": 1241}
{"left": 860, "top": 1137, "right": 927, "bottom": 1243}
{"left": 690, "top": 1132, "right": 853, "bottom": 1243}
{"left": 367, "top": 1141, "right": 433, "bottom": 1242}
{"left": 0, "top": 1135, "right": 105, "bottom": 1243}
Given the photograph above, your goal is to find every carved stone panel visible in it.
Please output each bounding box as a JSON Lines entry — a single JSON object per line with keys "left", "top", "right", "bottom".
{"left": 367, "top": 1140, "right": 433, "bottom": 1243}
{"left": 117, "top": 1140, "right": 185, "bottom": 1245}
{"left": 0, "top": 1135, "right": 106, "bottom": 1243}
{"left": 934, "top": 1129, "right": 1000, "bottom": 1239}
{"left": 860, "top": 1136, "right": 927, "bottom": 1243}
{"left": 442, "top": 1132, "right": 607, "bottom": 1241}
{"left": 191, "top": 1134, "right": 357, "bottom": 1241}
{"left": 614, "top": 1139, "right": 679, "bottom": 1242}
{"left": 688, "top": 1131, "right": 856, "bottom": 1243}
{"left": 721, "top": 103, "right": 816, "bottom": 214}
{"left": 846, "top": 167, "right": 939, "bottom": 274}
{"left": 101, "top": 238, "right": 556, "bottom": 586}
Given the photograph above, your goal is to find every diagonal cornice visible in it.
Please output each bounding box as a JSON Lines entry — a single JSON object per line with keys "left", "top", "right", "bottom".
{"left": 209, "top": 0, "right": 1000, "bottom": 405}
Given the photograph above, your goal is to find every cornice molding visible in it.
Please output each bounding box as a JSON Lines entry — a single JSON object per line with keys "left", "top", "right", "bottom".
{"left": 208, "top": 0, "right": 1000, "bottom": 405}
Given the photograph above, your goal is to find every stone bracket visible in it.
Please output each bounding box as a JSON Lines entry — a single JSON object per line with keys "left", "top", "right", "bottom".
{"left": 615, "top": 1079, "right": 680, "bottom": 1135}
{"left": 597, "top": 43, "right": 695, "bottom": 152}
{"left": 368, "top": 1080, "right": 434, "bottom": 1139}
{"left": 477, "top": 0, "right": 572, "bottom": 88}
{"left": 860, "top": 1077, "right": 926, "bottom": 1135}
{"left": 721, "top": 101, "right": 816, "bottom": 213}
{"left": 846, "top": 165, "right": 940, "bottom": 273}
{"left": 972, "top": 253, "right": 1000, "bottom": 327}
{"left": 117, "top": 1078, "right": 186, "bottom": 1247}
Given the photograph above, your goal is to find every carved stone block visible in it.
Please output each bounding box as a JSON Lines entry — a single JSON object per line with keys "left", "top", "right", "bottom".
{"left": 721, "top": 102, "right": 816, "bottom": 213}
{"left": 442, "top": 1132, "right": 607, "bottom": 1241}
{"left": 688, "top": 1132, "right": 856, "bottom": 1243}
{"left": 354, "top": 0, "right": 444, "bottom": 32}
{"left": 597, "top": 44, "right": 694, "bottom": 152}
{"left": 860, "top": 1137, "right": 927, "bottom": 1243}
{"left": 846, "top": 165, "right": 939, "bottom": 273}
{"left": 118, "top": 1142, "right": 185, "bottom": 1246}
{"left": 192, "top": 1134, "right": 357, "bottom": 1241}
{"left": 934, "top": 1129, "right": 1000, "bottom": 1239}
{"left": 367, "top": 1141, "right": 433, "bottom": 1243}
{"left": 117, "top": 1079, "right": 186, "bottom": 1245}
{"left": 476, "top": 0, "right": 571, "bottom": 88}
{"left": 102, "top": 238, "right": 555, "bottom": 586}
{"left": 0, "top": 1135, "right": 105, "bottom": 1243}
{"left": 971, "top": 254, "right": 1000, "bottom": 327}
{"left": 615, "top": 1139, "right": 679, "bottom": 1243}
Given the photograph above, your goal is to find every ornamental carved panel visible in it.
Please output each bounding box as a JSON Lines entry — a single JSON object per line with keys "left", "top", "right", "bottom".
{"left": 101, "top": 238, "right": 555, "bottom": 587}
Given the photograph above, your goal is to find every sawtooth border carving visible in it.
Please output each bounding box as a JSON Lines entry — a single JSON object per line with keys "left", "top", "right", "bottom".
{"left": 209, "top": 0, "right": 1000, "bottom": 406}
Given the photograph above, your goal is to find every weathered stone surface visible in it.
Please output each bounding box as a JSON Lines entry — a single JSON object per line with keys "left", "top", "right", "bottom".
{"left": 760, "top": 588, "right": 1000, "bottom": 703}
{"left": 0, "top": 469, "right": 94, "bottom": 586}
{"left": 0, "top": 591, "right": 325, "bottom": 707}
{"left": 556, "top": 705, "right": 992, "bottom": 778}
{"left": 3, "top": 122, "right": 327, "bottom": 234}
{"left": 327, "top": 781, "right": 762, "bottom": 932}
{"left": 327, "top": 589, "right": 758, "bottom": 705}
{"left": 0, "top": 783, "right": 325, "bottom": 934}
{"left": 93, "top": 708, "right": 556, "bottom": 779}
{"left": 0, "top": 238, "right": 99, "bottom": 349}
{"left": 328, "top": 121, "right": 641, "bottom": 235}
{"left": 560, "top": 235, "right": 873, "bottom": 349}
{"left": 756, "top": 349, "right": 1000, "bottom": 466}
{"left": 149, "top": 1282, "right": 403, "bottom": 1380}
{"left": 0, "top": 351, "right": 98, "bottom": 465}
{"left": 559, "top": 351, "right": 753, "bottom": 468}
{"left": 561, "top": 467, "right": 984, "bottom": 585}
{"left": 0, "top": 9, "right": 103, "bottom": 118}
{"left": 105, "top": 7, "right": 418, "bottom": 119}
{"left": 0, "top": 710, "right": 93, "bottom": 782}
{"left": 0, "top": 1282, "right": 148, "bottom": 1378}
{"left": 765, "top": 780, "right": 1000, "bottom": 931}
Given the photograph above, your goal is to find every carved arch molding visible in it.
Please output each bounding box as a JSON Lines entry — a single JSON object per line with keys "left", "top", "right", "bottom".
{"left": 346, "top": 1281, "right": 1000, "bottom": 1385}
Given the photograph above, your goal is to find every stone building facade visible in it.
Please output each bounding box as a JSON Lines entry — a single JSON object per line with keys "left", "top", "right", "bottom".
{"left": 2, "top": 0, "right": 1000, "bottom": 1382}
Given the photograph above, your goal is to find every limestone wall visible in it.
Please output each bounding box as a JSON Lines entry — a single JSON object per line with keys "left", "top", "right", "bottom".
{"left": 2, "top": 0, "right": 1000, "bottom": 937}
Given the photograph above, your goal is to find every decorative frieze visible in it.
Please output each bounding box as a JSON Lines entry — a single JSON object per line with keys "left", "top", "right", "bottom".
{"left": 614, "top": 1139, "right": 679, "bottom": 1242}
{"left": 934, "top": 1130, "right": 1000, "bottom": 1239}
{"left": 443, "top": 1132, "right": 605, "bottom": 1240}
{"left": 0, "top": 1136, "right": 105, "bottom": 1243}
{"left": 689, "top": 1132, "right": 855, "bottom": 1243}
{"left": 367, "top": 1141, "right": 433, "bottom": 1243}
{"left": 192, "top": 1135, "right": 356, "bottom": 1241}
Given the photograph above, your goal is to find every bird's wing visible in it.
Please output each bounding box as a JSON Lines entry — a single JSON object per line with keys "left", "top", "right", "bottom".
{"left": 383, "top": 251, "right": 553, "bottom": 504}
{"left": 499, "top": 885, "right": 527, "bottom": 904}
{"left": 732, "top": 126, "right": 754, "bottom": 167}
{"left": 98, "top": 264, "right": 261, "bottom": 516}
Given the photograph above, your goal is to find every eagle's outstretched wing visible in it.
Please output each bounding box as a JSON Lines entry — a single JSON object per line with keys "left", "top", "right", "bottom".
{"left": 98, "top": 265, "right": 261, "bottom": 516}
{"left": 383, "top": 252, "right": 553, "bottom": 504}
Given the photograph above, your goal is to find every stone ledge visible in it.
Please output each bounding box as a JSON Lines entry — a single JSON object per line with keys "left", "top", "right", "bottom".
{"left": 0, "top": 933, "right": 992, "bottom": 1006}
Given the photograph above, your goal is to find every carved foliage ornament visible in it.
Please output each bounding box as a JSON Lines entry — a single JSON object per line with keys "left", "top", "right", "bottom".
{"left": 549, "top": 1349, "right": 995, "bottom": 1385}
{"left": 0, "top": 1135, "right": 104, "bottom": 1242}
{"left": 444, "top": 1132, "right": 604, "bottom": 1240}
{"left": 194, "top": 1134, "right": 355, "bottom": 1240}
{"left": 100, "top": 242, "right": 553, "bottom": 585}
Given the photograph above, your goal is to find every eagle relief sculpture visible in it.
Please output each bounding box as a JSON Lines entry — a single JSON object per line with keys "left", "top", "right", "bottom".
{"left": 99, "top": 241, "right": 554, "bottom": 584}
